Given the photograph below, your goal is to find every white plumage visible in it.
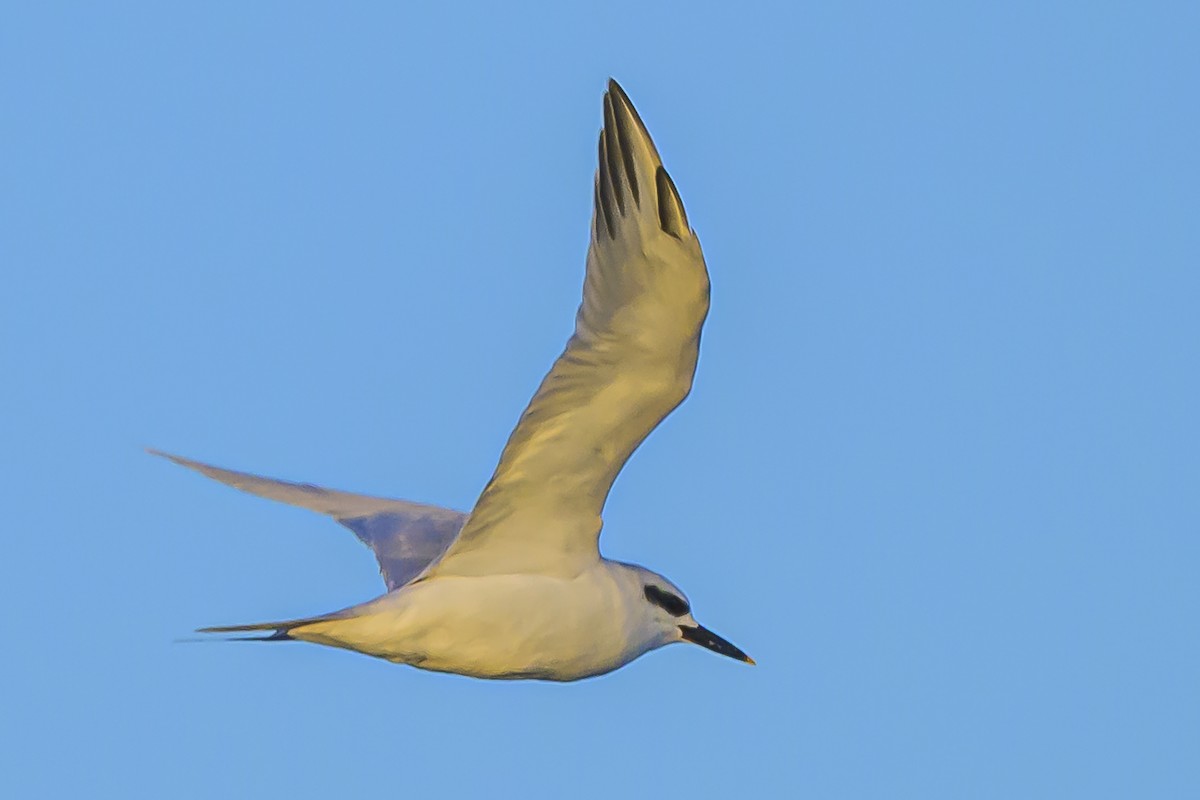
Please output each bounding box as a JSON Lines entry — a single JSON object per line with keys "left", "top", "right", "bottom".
{"left": 157, "top": 80, "right": 750, "bottom": 680}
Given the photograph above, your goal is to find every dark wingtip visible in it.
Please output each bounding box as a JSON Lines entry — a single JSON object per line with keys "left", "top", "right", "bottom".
{"left": 605, "top": 84, "right": 640, "bottom": 208}
{"left": 655, "top": 166, "right": 689, "bottom": 238}
{"left": 605, "top": 79, "right": 642, "bottom": 133}
{"left": 595, "top": 133, "right": 617, "bottom": 238}
{"left": 601, "top": 95, "right": 627, "bottom": 215}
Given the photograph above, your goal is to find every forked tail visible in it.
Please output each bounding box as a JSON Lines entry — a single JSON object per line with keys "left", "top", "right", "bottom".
{"left": 198, "top": 611, "right": 344, "bottom": 642}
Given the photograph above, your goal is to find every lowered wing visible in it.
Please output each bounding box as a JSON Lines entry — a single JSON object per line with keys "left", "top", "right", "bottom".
{"left": 426, "top": 80, "right": 710, "bottom": 579}
{"left": 150, "top": 449, "right": 466, "bottom": 590}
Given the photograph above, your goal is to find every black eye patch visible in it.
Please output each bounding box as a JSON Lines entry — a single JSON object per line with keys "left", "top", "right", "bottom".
{"left": 644, "top": 585, "right": 690, "bottom": 617}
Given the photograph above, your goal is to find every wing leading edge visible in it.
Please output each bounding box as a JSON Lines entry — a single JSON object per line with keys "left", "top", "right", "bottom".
{"left": 426, "top": 79, "right": 711, "bottom": 579}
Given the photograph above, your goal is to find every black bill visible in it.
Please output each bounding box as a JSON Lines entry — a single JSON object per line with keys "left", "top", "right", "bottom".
{"left": 680, "top": 624, "right": 754, "bottom": 664}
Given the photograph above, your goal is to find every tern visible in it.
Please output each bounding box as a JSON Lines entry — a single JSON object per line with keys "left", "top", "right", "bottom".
{"left": 156, "top": 80, "right": 751, "bottom": 680}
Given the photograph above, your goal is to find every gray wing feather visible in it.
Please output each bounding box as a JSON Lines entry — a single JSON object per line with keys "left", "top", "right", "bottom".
{"left": 150, "top": 449, "right": 467, "bottom": 590}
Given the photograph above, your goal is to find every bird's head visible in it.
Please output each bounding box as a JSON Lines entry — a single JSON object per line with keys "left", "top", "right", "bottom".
{"left": 619, "top": 564, "right": 754, "bottom": 666}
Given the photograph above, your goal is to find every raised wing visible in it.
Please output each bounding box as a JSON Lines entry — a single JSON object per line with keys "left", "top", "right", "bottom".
{"left": 427, "top": 80, "right": 710, "bottom": 579}
{"left": 150, "top": 449, "right": 466, "bottom": 590}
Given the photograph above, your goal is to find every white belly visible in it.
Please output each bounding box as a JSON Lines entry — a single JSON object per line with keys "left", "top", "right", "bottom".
{"left": 293, "top": 565, "right": 650, "bottom": 680}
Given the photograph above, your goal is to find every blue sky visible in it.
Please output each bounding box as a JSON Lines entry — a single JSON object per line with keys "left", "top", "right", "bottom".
{"left": 3, "top": 2, "right": 1198, "bottom": 797}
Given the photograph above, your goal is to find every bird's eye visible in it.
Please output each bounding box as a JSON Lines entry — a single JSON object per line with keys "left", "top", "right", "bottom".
{"left": 644, "top": 585, "right": 690, "bottom": 617}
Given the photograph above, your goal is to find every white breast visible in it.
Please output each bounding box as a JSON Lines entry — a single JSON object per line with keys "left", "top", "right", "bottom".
{"left": 293, "top": 562, "right": 658, "bottom": 681}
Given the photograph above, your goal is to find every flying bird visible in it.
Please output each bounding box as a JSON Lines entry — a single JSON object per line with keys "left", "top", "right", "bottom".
{"left": 157, "top": 79, "right": 750, "bottom": 680}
